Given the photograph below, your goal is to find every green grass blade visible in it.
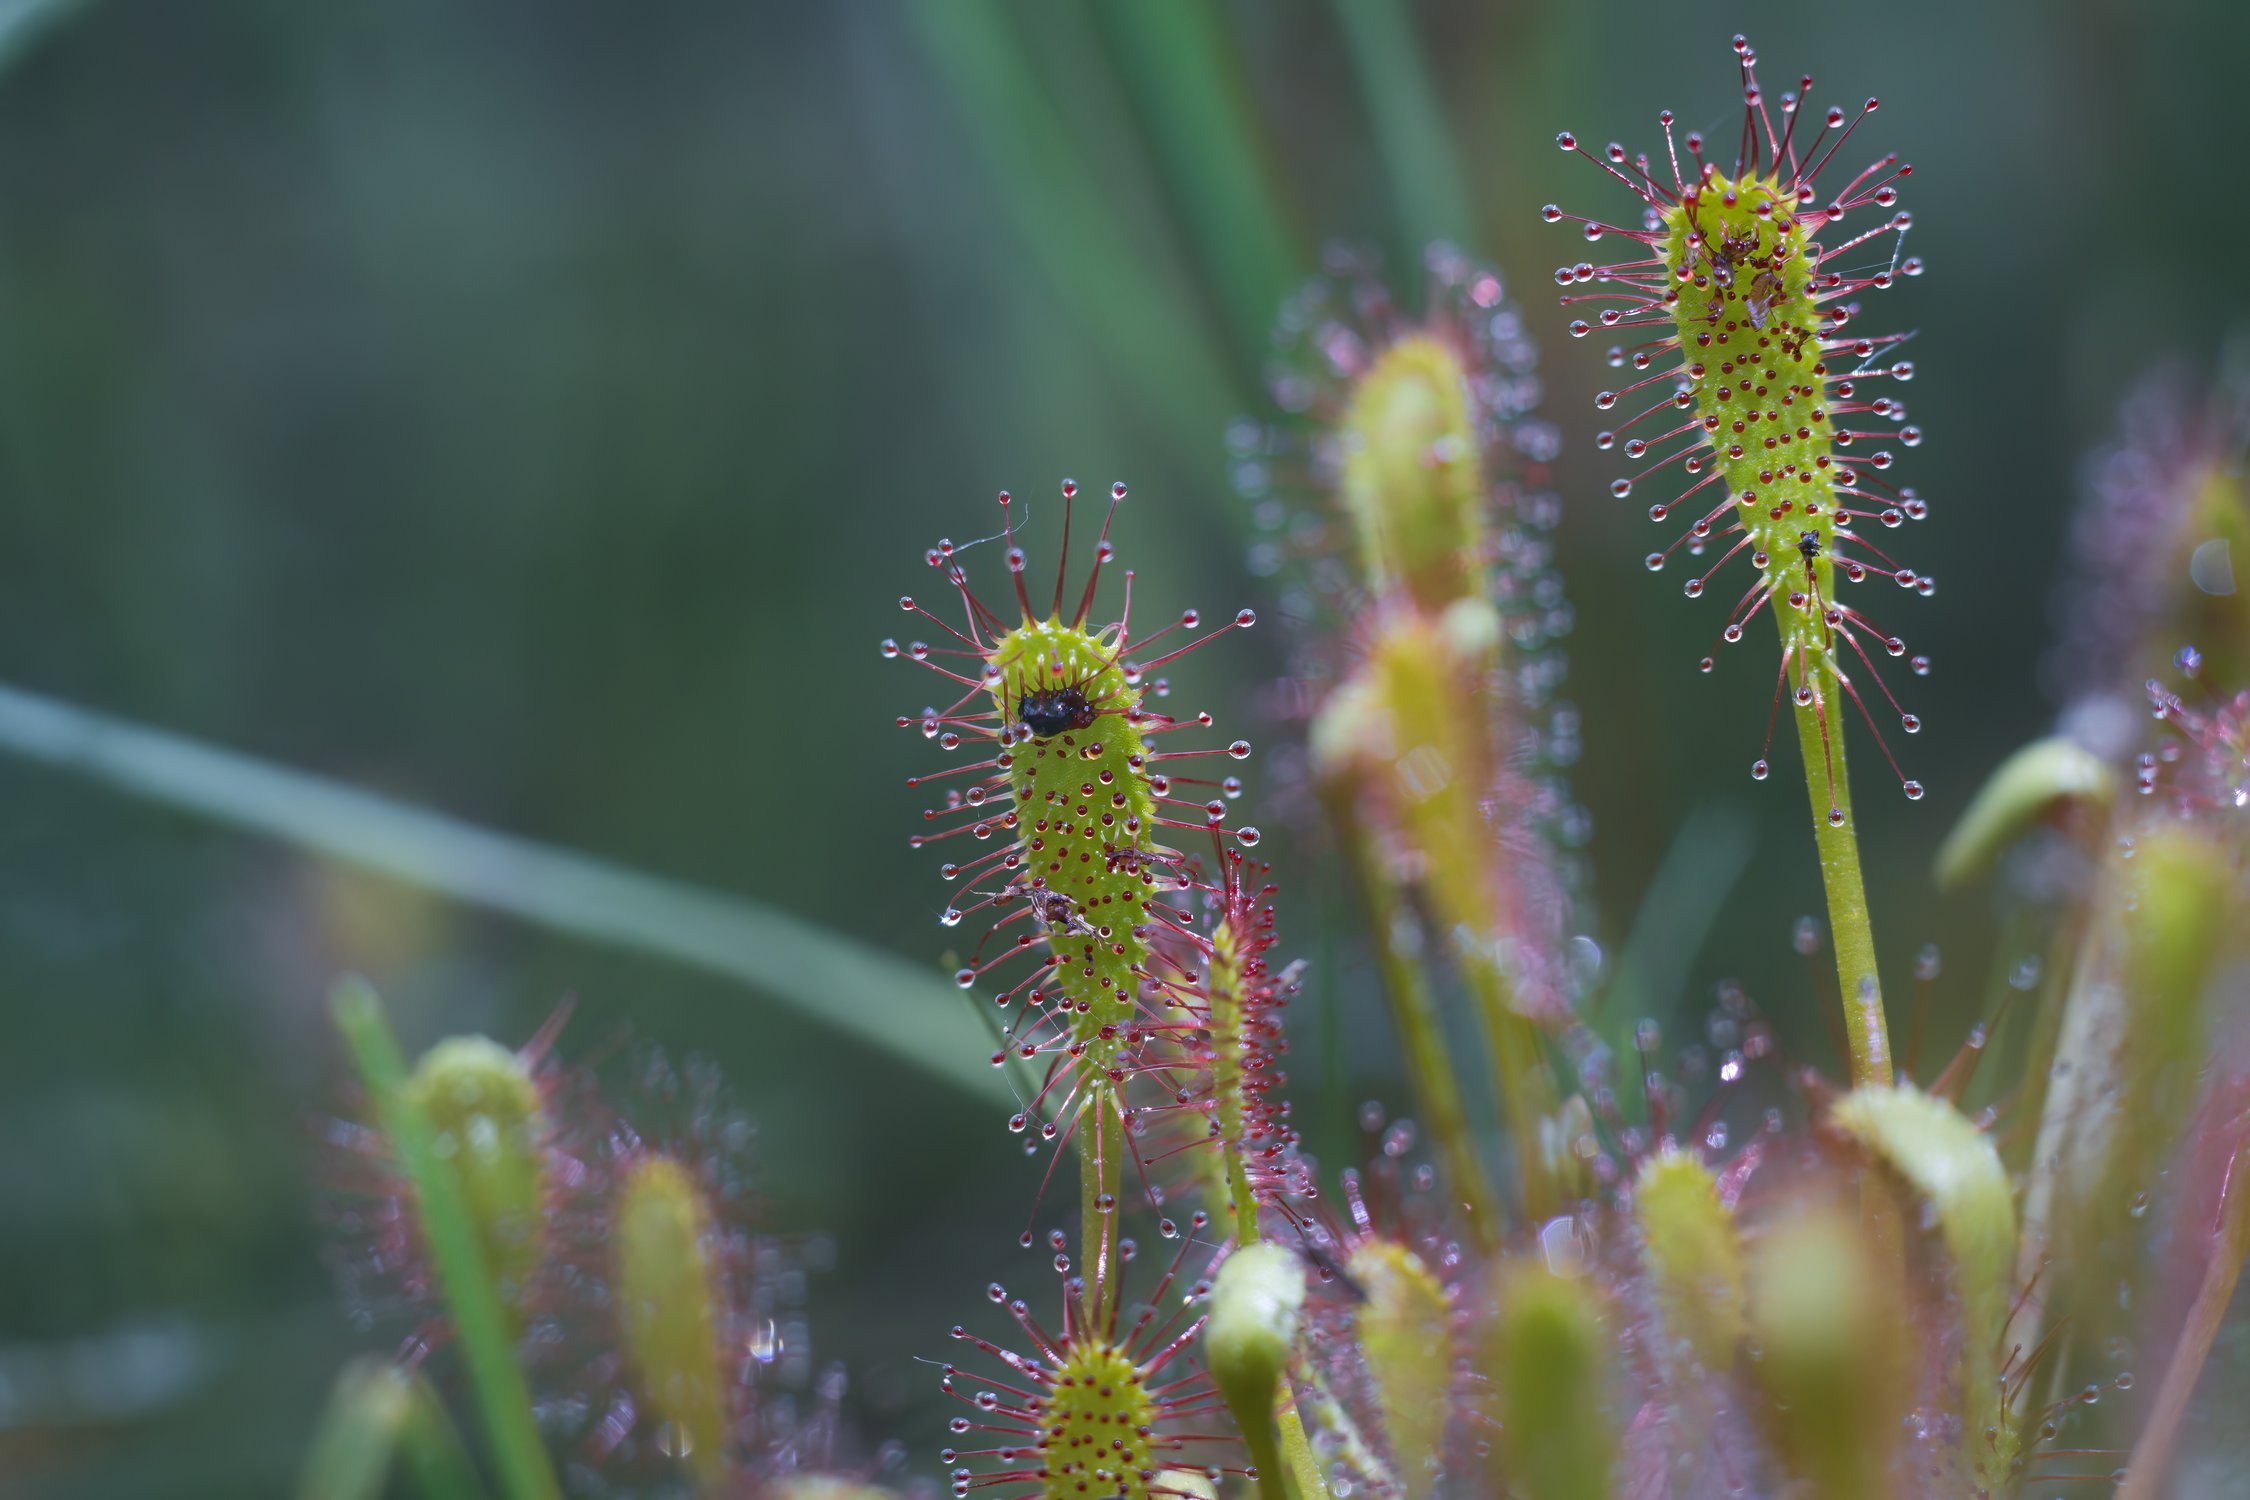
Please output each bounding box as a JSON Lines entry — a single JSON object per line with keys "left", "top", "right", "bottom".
{"left": 1326, "top": 0, "right": 1476, "bottom": 262}
{"left": 905, "top": 0, "right": 1242, "bottom": 446}
{"left": 0, "top": 680, "right": 1010, "bottom": 1105}
{"left": 330, "top": 979, "right": 560, "bottom": 1500}
{"left": 1096, "top": 0, "right": 1306, "bottom": 363}
{"left": 1597, "top": 802, "right": 1757, "bottom": 1043}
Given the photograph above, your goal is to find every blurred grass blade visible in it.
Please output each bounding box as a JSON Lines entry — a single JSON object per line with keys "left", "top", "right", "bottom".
{"left": 1598, "top": 801, "right": 1756, "bottom": 1043}
{"left": 0, "top": 0, "right": 91, "bottom": 70}
{"left": 298, "top": 1356, "right": 484, "bottom": 1500}
{"left": 331, "top": 979, "right": 560, "bottom": 1500}
{"left": 0, "top": 680, "right": 1010, "bottom": 1105}
{"left": 905, "top": 1, "right": 1241, "bottom": 447}
{"left": 1096, "top": 0, "right": 1306, "bottom": 364}
{"left": 1326, "top": 0, "right": 1475, "bottom": 260}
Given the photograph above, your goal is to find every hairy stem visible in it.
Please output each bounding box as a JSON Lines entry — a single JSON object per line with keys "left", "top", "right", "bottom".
{"left": 1207, "top": 921, "right": 1263, "bottom": 1246}
{"left": 1322, "top": 789, "right": 1498, "bottom": 1247}
{"left": 1277, "top": 1389, "right": 1332, "bottom": 1500}
{"left": 1791, "top": 684, "right": 1893, "bottom": 1087}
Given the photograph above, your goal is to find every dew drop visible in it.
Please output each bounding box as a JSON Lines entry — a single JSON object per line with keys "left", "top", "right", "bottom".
{"left": 1903, "top": 780, "right": 1924, "bottom": 801}
{"left": 1750, "top": 758, "right": 1769, "bottom": 781}
{"left": 1235, "top": 826, "right": 1262, "bottom": 847}
{"left": 1828, "top": 807, "right": 1846, "bottom": 826}
{"left": 1901, "top": 714, "right": 1920, "bottom": 733}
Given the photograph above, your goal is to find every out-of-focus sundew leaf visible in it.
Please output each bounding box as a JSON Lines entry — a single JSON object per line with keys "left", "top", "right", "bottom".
{"left": 0, "top": 680, "right": 1013, "bottom": 1106}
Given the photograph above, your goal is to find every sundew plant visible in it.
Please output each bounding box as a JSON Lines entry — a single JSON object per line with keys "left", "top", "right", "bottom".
{"left": 19, "top": 13, "right": 2249, "bottom": 1500}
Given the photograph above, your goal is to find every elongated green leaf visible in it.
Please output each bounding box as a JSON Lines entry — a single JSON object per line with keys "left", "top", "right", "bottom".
{"left": 0, "top": 680, "right": 1010, "bottom": 1104}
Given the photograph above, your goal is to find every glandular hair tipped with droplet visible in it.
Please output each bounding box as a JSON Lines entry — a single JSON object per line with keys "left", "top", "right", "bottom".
{"left": 892, "top": 484, "right": 1262, "bottom": 1141}
{"left": 1547, "top": 36, "right": 1931, "bottom": 811}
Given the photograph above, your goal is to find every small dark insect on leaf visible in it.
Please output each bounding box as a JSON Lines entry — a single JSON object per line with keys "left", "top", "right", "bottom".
{"left": 1018, "top": 686, "right": 1096, "bottom": 739}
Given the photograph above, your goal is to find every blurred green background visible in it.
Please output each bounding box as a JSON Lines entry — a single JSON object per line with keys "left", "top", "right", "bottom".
{"left": 1, "top": 0, "right": 2245, "bottom": 1494}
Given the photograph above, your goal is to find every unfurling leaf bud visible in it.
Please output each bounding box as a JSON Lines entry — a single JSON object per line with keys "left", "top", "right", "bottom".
{"left": 1339, "top": 334, "right": 1486, "bottom": 614}
{"left": 1486, "top": 1263, "right": 1612, "bottom": 1500}
{"left": 616, "top": 1155, "right": 729, "bottom": 1482}
{"left": 400, "top": 1035, "right": 549, "bottom": 1317}
{"left": 1632, "top": 1148, "right": 1746, "bottom": 1372}
{"left": 1829, "top": 1083, "right": 2016, "bottom": 1486}
{"left": 1349, "top": 1241, "right": 1450, "bottom": 1493}
{"left": 1206, "top": 1242, "right": 1306, "bottom": 1500}
{"left": 1933, "top": 735, "right": 2114, "bottom": 890}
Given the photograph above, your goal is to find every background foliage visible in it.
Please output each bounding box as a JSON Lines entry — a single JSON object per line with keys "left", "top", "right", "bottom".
{"left": 2, "top": 1, "right": 2245, "bottom": 1494}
